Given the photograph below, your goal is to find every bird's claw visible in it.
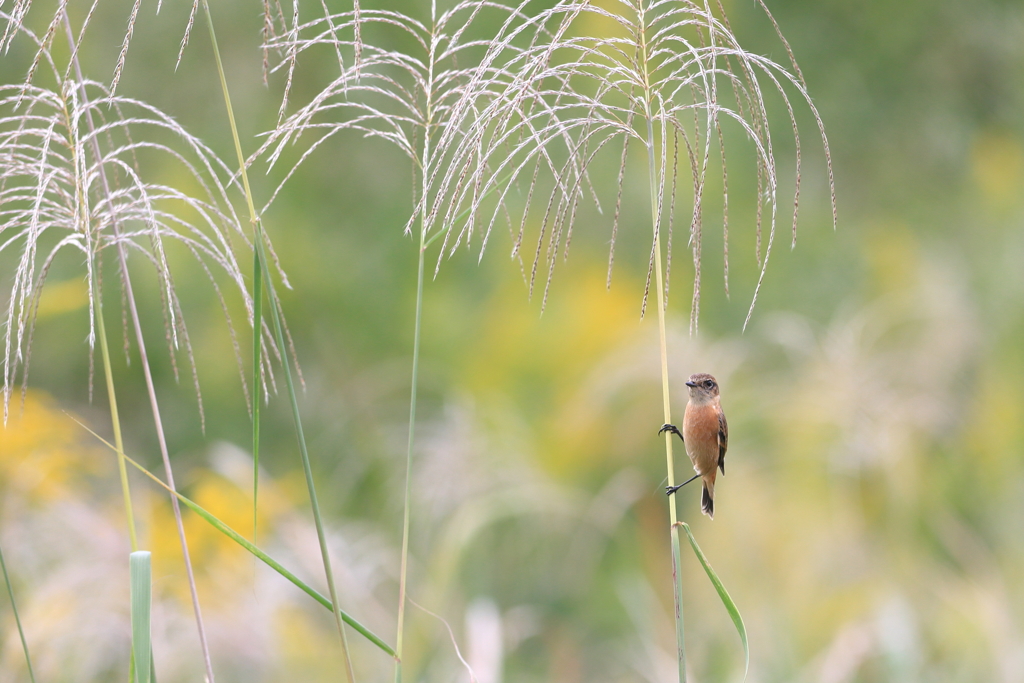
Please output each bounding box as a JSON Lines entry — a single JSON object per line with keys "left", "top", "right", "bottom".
{"left": 659, "top": 423, "right": 683, "bottom": 441}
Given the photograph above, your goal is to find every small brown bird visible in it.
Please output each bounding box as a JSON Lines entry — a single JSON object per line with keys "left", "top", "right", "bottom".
{"left": 659, "top": 373, "right": 728, "bottom": 519}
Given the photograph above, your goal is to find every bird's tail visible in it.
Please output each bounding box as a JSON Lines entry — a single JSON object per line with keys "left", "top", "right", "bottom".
{"left": 701, "top": 477, "right": 715, "bottom": 519}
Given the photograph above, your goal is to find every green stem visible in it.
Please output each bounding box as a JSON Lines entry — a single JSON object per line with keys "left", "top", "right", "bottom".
{"left": 202, "top": 4, "right": 354, "bottom": 680}
{"left": 669, "top": 519, "right": 686, "bottom": 680}
{"left": 93, "top": 281, "right": 138, "bottom": 552}
{"left": 651, "top": 123, "right": 686, "bottom": 680}
{"left": 0, "top": 538, "right": 36, "bottom": 683}
{"left": 395, "top": 234, "right": 426, "bottom": 683}
{"left": 252, "top": 249, "right": 263, "bottom": 545}
{"left": 395, "top": 11, "right": 438, "bottom": 680}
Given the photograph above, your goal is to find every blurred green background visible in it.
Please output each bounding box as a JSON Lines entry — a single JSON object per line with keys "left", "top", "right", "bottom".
{"left": 1, "top": 0, "right": 1023, "bottom": 682}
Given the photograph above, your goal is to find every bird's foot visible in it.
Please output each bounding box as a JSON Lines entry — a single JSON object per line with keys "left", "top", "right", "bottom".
{"left": 665, "top": 472, "right": 701, "bottom": 496}
{"left": 658, "top": 423, "right": 683, "bottom": 441}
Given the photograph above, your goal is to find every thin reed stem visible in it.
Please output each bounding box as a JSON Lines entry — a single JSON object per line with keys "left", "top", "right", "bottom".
{"left": 395, "top": 232, "right": 426, "bottom": 683}
{"left": 93, "top": 284, "right": 139, "bottom": 552}
{"left": 652, "top": 120, "right": 688, "bottom": 683}
{"left": 395, "top": 9, "right": 439, "bottom": 680}
{"left": 252, "top": 251, "right": 262, "bottom": 545}
{"left": 202, "top": 3, "right": 354, "bottom": 680}
{"left": 638, "top": 6, "right": 686, "bottom": 680}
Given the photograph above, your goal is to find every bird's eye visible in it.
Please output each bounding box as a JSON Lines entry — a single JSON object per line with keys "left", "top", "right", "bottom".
{"left": 704, "top": 380, "right": 714, "bottom": 389}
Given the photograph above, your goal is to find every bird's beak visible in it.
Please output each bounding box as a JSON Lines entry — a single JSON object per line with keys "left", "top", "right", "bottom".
{"left": 685, "top": 381, "right": 697, "bottom": 388}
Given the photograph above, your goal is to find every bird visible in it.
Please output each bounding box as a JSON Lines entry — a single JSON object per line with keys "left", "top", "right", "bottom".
{"left": 658, "top": 373, "right": 728, "bottom": 519}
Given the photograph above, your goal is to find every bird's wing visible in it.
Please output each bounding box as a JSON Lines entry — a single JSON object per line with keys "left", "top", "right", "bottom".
{"left": 718, "top": 408, "right": 728, "bottom": 475}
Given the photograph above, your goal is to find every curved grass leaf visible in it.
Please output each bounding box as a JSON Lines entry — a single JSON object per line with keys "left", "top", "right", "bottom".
{"left": 679, "top": 522, "right": 748, "bottom": 679}
{"left": 71, "top": 417, "right": 396, "bottom": 658}
{"left": 170, "top": 477, "right": 394, "bottom": 658}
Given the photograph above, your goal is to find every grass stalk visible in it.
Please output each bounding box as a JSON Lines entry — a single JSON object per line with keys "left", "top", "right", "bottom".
{"left": 669, "top": 522, "right": 686, "bottom": 681}
{"left": 637, "top": 9, "right": 751, "bottom": 677}
{"left": 202, "top": 4, "right": 355, "bottom": 680}
{"left": 0, "top": 537, "right": 36, "bottom": 683}
{"left": 395, "top": 15, "right": 439, "bottom": 679}
{"left": 92, "top": 282, "right": 139, "bottom": 552}
{"left": 637, "top": 7, "right": 686, "bottom": 680}
{"left": 394, "top": 230, "right": 426, "bottom": 683}
{"left": 252, "top": 249, "right": 263, "bottom": 545}
{"left": 62, "top": 14, "right": 216, "bottom": 681}
{"left": 651, "top": 132, "right": 688, "bottom": 680}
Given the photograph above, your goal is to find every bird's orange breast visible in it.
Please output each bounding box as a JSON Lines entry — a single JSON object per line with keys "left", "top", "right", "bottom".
{"left": 682, "top": 401, "right": 720, "bottom": 475}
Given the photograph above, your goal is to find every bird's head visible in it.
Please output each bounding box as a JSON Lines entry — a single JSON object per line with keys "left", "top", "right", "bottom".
{"left": 685, "top": 373, "right": 720, "bottom": 403}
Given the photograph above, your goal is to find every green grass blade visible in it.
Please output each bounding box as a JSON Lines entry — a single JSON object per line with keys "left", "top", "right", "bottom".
{"left": 130, "top": 551, "right": 153, "bottom": 683}
{"left": 253, "top": 248, "right": 263, "bottom": 545}
{"left": 176, "top": 474, "right": 394, "bottom": 656}
{"left": 679, "top": 522, "right": 749, "bottom": 679}
{"left": 0, "top": 539, "right": 36, "bottom": 683}
{"left": 174, "top": 481, "right": 394, "bottom": 655}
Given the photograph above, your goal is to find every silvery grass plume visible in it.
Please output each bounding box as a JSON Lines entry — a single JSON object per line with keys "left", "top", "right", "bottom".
{"left": 429, "top": 0, "right": 836, "bottom": 328}
{"left": 256, "top": 0, "right": 546, "bottom": 245}
{"left": 0, "top": 22, "right": 285, "bottom": 423}
{"left": 0, "top": 0, "right": 267, "bottom": 93}
{"left": 2, "top": 0, "right": 146, "bottom": 93}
